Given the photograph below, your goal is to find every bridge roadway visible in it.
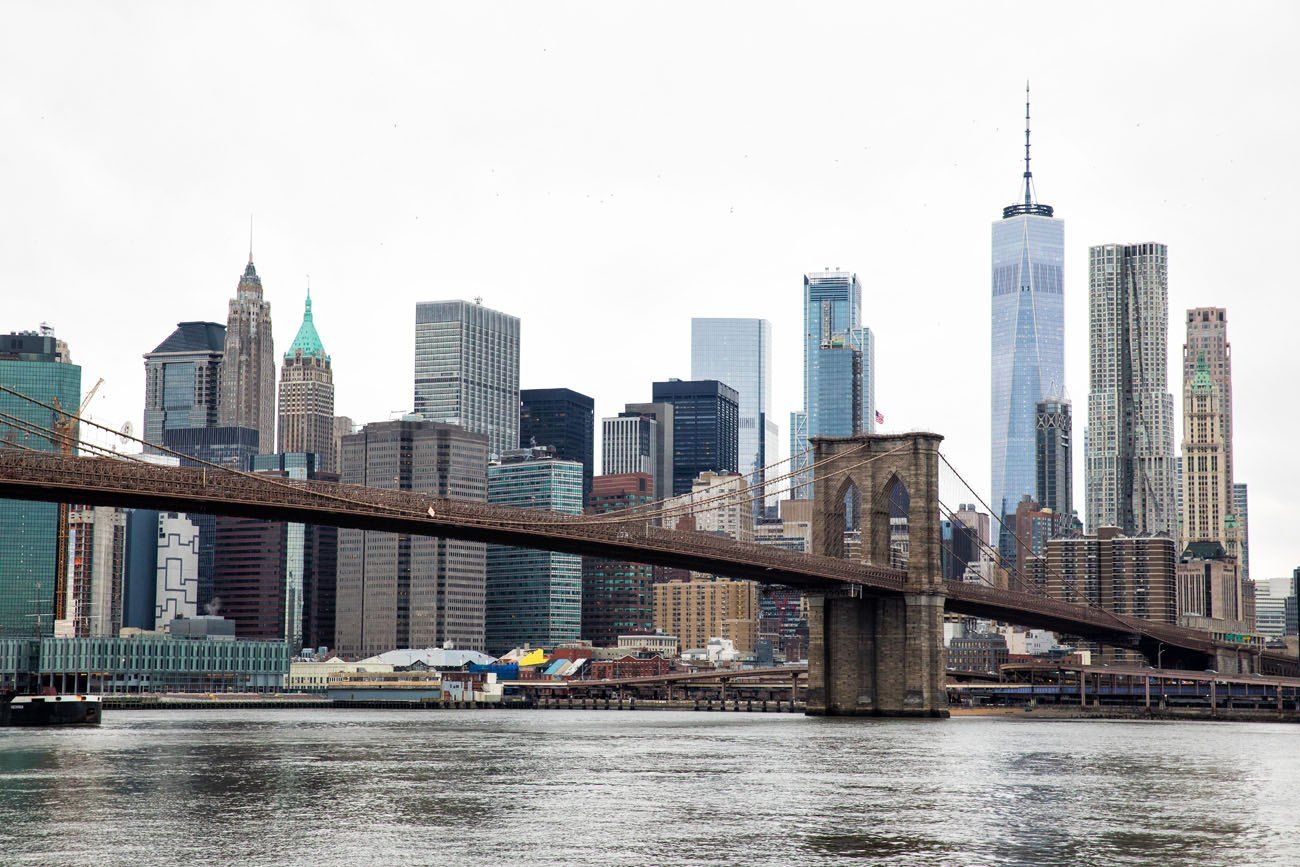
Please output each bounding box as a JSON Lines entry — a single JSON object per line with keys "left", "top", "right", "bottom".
{"left": 0, "top": 452, "right": 1287, "bottom": 673}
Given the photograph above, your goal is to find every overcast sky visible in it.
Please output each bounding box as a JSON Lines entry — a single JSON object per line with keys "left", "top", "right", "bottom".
{"left": 2, "top": 2, "right": 1297, "bottom": 581}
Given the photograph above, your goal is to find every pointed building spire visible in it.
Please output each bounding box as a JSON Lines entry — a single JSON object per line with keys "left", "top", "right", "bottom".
{"left": 1024, "top": 81, "right": 1033, "bottom": 208}
{"left": 1002, "top": 82, "right": 1054, "bottom": 219}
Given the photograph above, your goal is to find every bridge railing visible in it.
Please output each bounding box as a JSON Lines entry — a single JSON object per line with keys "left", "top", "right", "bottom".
{"left": 0, "top": 452, "right": 907, "bottom": 591}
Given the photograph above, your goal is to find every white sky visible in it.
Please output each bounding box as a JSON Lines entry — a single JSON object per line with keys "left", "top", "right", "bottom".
{"left": 2, "top": 2, "right": 1297, "bottom": 580}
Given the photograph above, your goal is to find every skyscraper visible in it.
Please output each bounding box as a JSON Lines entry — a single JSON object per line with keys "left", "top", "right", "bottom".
{"left": 1085, "top": 243, "right": 1176, "bottom": 536}
{"left": 219, "top": 255, "right": 276, "bottom": 453}
{"left": 414, "top": 299, "right": 520, "bottom": 458}
{"left": 1234, "top": 483, "right": 1249, "bottom": 584}
{"left": 162, "top": 425, "right": 261, "bottom": 612}
{"left": 621, "top": 401, "right": 674, "bottom": 509}
{"left": 485, "top": 447, "right": 583, "bottom": 654}
{"left": 991, "top": 88, "right": 1065, "bottom": 537}
{"left": 519, "top": 388, "right": 594, "bottom": 506}
{"left": 142, "top": 321, "right": 225, "bottom": 450}
{"left": 581, "top": 473, "right": 655, "bottom": 647}
{"left": 227, "top": 453, "right": 339, "bottom": 650}
{"left": 1179, "top": 307, "right": 1239, "bottom": 560}
{"left": 278, "top": 292, "right": 335, "bottom": 471}
{"left": 794, "top": 271, "right": 875, "bottom": 498}
{"left": 1035, "top": 398, "right": 1072, "bottom": 519}
{"left": 336, "top": 418, "right": 489, "bottom": 658}
{"left": 0, "top": 328, "right": 81, "bottom": 638}
{"left": 602, "top": 413, "right": 657, "bottom": 477}
{"left": 651, "top": 379, "right": 740, "bottom": 497}
{"left": 690, "top": 318, "right": 777, "bottom": 507}
{"left": 62, "top": 505, "right": 126, "bottom": 637}
{"left": 1181, "top": 354, "right": 1233, "bottom": 552}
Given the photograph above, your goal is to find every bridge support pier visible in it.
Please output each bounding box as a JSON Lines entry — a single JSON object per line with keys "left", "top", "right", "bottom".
{"left": 806, "top": 592, "right": 947, "bottom": 717}
{"left": 806, "top": 432, "right": 949, "bottom": 718}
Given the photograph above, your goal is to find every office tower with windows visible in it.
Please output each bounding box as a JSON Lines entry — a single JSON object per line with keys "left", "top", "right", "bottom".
{"left": 1085, "top": 242, "right": 1176, "bottom": 536}
{"left": 621, "top": 402, "right": 674, "bottom": 507}
{"left": 789, "top": 411, "right": 810, "bottom": 498}
{"left": 142, "top": 321, "right": 225, "bottom": 451}
{"left": 414, "top": 299, "right": 520, "bottom": 458}
{"left": 1180, "top": 307, "right": 1240, "bottom": 561}
{"left": 278, "top": 292, "right": 335, "bottom": 471}
{"left": 581, "top": 473, "right": 656, "bottom": 647}
{"left": 691, "top": 318, "right": 777, "bottom": 508}
{"left": 1035, "top": 398, "right": 1072, "bottom": 519}
{"left": 0, "top": 328, "right": 81, "bottom": 638}
{"left": 1234, "top": 483, "right": 1249, "bottom": 584}
{"left": 336, "top": 418, "right": 489, "bottom": 658}
{"left": 62, "top": 505, "right": 127, "bottom": 637}
{"left": 162, "top": 426, "right": 260, "bottom": 613}
{"left": 991, "top": 89, "right": 1065, "bottom": 538}
{"left": 220, "top": 453, "right": 339, "bottom": 650}
{"left": 219, "top": 256, "right": 276, "bottom": 453}
{"left": 651, "top": 379, "right": 739, "bottom": 497}
{"left": 794, "top": 271, "right": 875, "bottom": 499}
{"left": 602, "top": 413, "right": 656, "bottom": 479}
{"left": 485, "top": 447, "right": 583, "bottom": 654}
{"left": 519, "top": 388, "right": 594, "bottom": 506}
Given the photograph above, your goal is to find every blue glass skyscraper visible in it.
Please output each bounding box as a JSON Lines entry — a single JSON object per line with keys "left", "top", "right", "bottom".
{"left": 690, "top": 318, "right": 776, "bottom": 508}
{"left": 791, "top": 270, "right": 874, "bottom": 498}
{"left": 991, "top": 88, "right": 1064, "bottom": 541}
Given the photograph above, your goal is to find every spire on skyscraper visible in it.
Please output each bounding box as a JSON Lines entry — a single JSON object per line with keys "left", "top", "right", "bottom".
{"left": 1003, "top": 83, "right": 1053, "bottom": 218}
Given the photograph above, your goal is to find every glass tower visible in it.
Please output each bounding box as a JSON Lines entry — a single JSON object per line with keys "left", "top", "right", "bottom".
{"left": 991, "top": 89, "right": 1064, "bottom": 540}
{"left": 485, "top": 448, "right": 583, "bottom": 655}
{"left": 519, "top": 388, "right": 594, "bottom": 506}
{"left": 0, "top": 329, "right": 81, "bottom": 638}
{"left": 690, "top": 318, "right": 777, "bottom": 511}
{"left": 414, "top": 299, "right": 520, "bottom": 459}
{"left": 650, "top": 380, "right": 740, "bottom": 497}
{"left": 142, "top": 321, "right": 225, "bottom": 451}
{"left": 793, "top": 271, "right": 875, "bottom": 498}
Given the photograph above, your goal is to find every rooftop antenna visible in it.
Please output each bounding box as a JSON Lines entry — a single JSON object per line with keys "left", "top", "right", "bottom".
{"left": 249, "top": 213, "right": 254, "bottom": 263}
{"left": 1024, "top": 81, "right": 1033, "bottom": 208}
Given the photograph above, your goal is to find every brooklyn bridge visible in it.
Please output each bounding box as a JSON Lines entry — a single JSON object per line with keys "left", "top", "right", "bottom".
{"left": 0, "top": 427, "right": 1288, "bottom": 716}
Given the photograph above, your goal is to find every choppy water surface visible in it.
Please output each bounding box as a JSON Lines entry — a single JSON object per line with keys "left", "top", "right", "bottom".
{"left": 2, "top": 709, "right": 1298, "bottom": 865}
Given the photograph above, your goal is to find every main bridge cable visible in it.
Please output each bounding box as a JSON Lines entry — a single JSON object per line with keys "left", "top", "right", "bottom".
{"left": 0, "top": 410, "right": 158, "bottom": 465}
{"left": 575, "top": 440, "right": 825, "bottom": 523}
{"left": 0, "top": 383, "right": 893, "bottom": 576}
{"left": 0, "top": 379, "right": 827, "bottom": 530}
{"left": 0, "top": 383, "right": 432, "bottom": 520}
{"left": 936, "top": 450, "right": 1163, "bottom": 641}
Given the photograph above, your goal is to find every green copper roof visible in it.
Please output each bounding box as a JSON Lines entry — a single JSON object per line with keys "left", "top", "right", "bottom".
{"left": 1191, "top": 352, "right": 1212, "bottom": 394}
{"left": 285, "top": 292, "right": 329, "bottom": 361}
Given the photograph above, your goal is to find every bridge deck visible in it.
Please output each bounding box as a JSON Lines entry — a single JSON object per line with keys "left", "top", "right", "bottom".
{"left": 0, "top": 452, "right": 1281, "bottom": 671}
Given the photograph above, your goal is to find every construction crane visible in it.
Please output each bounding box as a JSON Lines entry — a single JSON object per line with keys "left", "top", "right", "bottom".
{"left": 52, "top": 377, "right": 104, "bottom": 625}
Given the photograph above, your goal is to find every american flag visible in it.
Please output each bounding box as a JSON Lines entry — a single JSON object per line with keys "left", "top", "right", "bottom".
{"left": 875, "top": 410, "right": 885, "bottom": 426}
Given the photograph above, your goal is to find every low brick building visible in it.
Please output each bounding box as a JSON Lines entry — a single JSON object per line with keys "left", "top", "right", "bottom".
{"left": 587, "top": 655, "right": 672, "bottom": 680}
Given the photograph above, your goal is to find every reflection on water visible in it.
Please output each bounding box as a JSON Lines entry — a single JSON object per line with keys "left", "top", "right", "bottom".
{"left": 2, "top": 710, "right": 1298, "bottom": 865}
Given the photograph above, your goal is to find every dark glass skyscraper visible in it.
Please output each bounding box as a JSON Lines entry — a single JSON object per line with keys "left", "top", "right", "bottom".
{"left": 142, "top": 321, "right": 225, "bottom": 451}
{"left": 991, "top": 88, "right": 1064, "bottom": 543}
{"left": 519, "top": 387, "right": 595, "bottom": 506}
{"left": 1035, "top": 398, "right": 1072, "bottom": 520}
{"left": 651, "top": 379, "right": 740, "bottom": 497}
{"left": 162, "top": 426, "right": 260, "bottom": 612}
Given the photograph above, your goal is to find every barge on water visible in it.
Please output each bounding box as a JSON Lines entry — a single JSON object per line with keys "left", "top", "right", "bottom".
{"left": 1, "top": 692, "right": 102, "bottom": 727}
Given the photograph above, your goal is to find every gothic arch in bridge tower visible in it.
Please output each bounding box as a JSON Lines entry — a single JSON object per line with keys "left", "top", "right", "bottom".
{"left": 806, "top": 432, "right": 948, "bottom": 717}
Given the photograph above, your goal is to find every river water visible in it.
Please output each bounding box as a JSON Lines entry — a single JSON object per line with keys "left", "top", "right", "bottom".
{"left": 1, "top": 709, "right": 1297, "bottom": 865}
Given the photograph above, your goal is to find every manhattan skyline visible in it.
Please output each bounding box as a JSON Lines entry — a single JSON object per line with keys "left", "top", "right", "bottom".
{"left": 1, "top": 3, "right": 1296, "bottom": 579}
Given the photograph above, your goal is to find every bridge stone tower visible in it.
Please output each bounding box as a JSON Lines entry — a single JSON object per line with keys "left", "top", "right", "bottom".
{"left": 807, "top": 432, "right": 948, "bottom": 717}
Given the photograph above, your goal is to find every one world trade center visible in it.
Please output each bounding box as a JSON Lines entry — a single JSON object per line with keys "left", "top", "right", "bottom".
{"left": 990, "top": 86, "right": 1064, "bottom": 552}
